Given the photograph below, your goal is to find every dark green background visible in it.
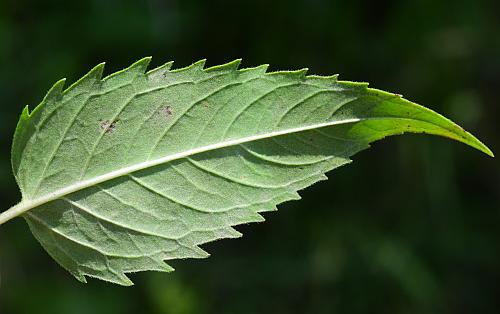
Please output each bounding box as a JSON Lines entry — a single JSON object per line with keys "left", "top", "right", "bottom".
{"left": 0, "top": 0, "right": 498, "bottom": 313}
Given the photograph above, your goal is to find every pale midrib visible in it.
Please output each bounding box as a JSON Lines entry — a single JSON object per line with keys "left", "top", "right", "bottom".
{"left": 0, "top": 115, "right": 441, "bottom": 224}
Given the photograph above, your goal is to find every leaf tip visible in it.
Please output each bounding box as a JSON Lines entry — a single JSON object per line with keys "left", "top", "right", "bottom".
{"left": 464, "top": 133, "right": 494, "bottom": 157}
{"left": 368, "top": 89, "right": 494, "bottom": 158}
{"left": 485, "top": 148, "right": 494, "bottom": 158}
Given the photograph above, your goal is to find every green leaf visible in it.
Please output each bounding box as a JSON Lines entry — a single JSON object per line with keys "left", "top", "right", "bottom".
{"left": 0, "top": 58, "right": 492, "bottom": 285}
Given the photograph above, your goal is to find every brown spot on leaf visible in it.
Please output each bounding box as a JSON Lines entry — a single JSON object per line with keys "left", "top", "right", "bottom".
{"left": 158, "top": 105, "right": 173, "bottom": 118}
{"left": 99, "top": 119, "right": 119, "bottom": 134}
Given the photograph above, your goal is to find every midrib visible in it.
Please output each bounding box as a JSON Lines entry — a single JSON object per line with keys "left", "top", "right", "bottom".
{"left": 1, "top": 113, "right": 469, "bottom": 225}
{"left": 0, "top": 117, "right": 367, "bottom": 224}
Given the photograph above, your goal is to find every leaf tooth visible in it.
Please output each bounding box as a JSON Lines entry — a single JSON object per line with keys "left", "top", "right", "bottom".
{"left": 125, "top": 257, "right": 175, "bottom": 273}
{"left": 254, "top": 213, "right": 266, "bottom": 222}
{"left": 100, "top": 57, "right": 152, "bottom": 84}
{"left": 191, "top": 246, "right": 211, "bottom": 258}
{"left": 20, "top": 104, "right": 30, "bottom": 118}
{"left": 257, "top": 206, "right": 277, "bottom": 214}
{"left": 205, "top": 59, "right": 242, "bottom": 73}
{"left": 146, "top": 60, "right": 175, "bottom": 78}
{"left": 84, "top": 270, "right": 134, "bottom": 286}
{"left": 223, "top": 227, "right": 243, "bottom": 239}
{"left": 318, "top": 174, "right": 328, "bottom": 181}
{"left": 238, "top": 211, "right": 266, "bottom": 223}
{"left": 191, "top": 227, "right": 243, "bottom": 243}
{"left": 72, "top": 270, "right": 88, "bottom": 284}
{"left": 306, "top": 74, "right": 339, "bottom": 81}
{"left": 130, "top": 56, "right": 153, "bottom": 74}
{"left": 306, "top": 74, "right": 339, "bottom": 86}
{"left": 175, "top": 239, "right": 211, "bottom": 258}
{"left": 238, "top": 64, "right": 269, "bottom": 78}
{"left": 112, "top": 273, "right": 134, "bottom": 286}
{"left": 63, "top": 62, "right": 105, "bottom": 94}
{"left": 125, "top": 57, "right": 153, "bottom": 76}
{"left": 15, "top": 76, "right": 69, "bottom": 171}
{"left": 25, "top": 78, "right": 67, "bottom": 120}
{"left": 290, "top": 191, "right": 302, "bottom": 200}
{"left": 266, "top": 68, "right": 309, "bottom": 81}
{"left": 40, "top": 78, "right": 66, "bottom": 105}
{"left": 337, "top": 79, "right": 370, "bottom": 90}
{"left": 171, "top": 59, "right": 207, "bottom": 73}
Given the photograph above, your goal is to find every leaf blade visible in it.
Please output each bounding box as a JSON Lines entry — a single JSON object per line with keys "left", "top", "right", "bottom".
{"left": 2, "top": 58, "right": 492, "bottom": 285}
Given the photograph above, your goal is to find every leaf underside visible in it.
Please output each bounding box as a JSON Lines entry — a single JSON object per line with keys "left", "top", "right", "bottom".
{"left": 7, "top": 57, "right": 491, "bottom": 285}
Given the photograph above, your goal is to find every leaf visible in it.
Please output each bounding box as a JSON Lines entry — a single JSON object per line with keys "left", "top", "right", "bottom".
{"left": 0, "top": 58, "right": 492, "bottom": 285}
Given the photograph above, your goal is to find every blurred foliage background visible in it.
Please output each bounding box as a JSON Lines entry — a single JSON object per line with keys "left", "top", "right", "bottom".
{"left": 0, "top": 0, "right": 499, "bottom": 313}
